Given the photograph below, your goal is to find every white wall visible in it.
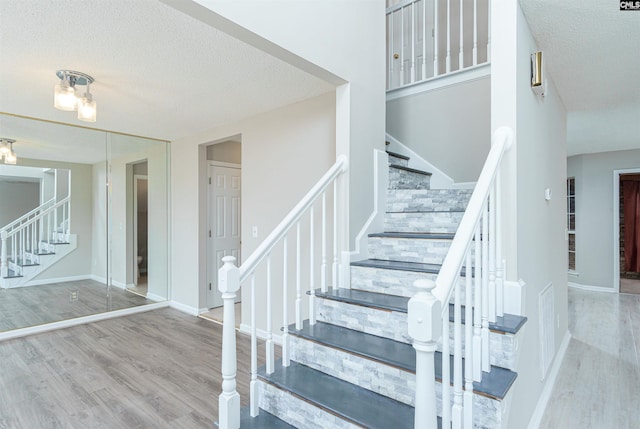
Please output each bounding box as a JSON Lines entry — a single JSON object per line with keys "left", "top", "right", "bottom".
{"left": 491, "top": 2, "right": 568, "bottom": 428}
{"left": 172, "top": 93, "right": 335, "bottom": 323}
{"left": 567, "top": 149, "right": 640, "bottom": 290}
{"left": 386, "top": 77, "right": 490, "bottom": 182}
{"left": 0, "top": 181, "right": 39, "bottom": 228}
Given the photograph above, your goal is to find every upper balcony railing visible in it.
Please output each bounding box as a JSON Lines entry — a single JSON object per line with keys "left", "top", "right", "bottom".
{"left": 386, "top": 0, "right": 490, "bottom": 90}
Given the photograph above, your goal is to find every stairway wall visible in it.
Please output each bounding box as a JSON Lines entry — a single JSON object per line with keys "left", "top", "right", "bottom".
{"left": 0, "top": 181, "right": 39, "bottom": 228}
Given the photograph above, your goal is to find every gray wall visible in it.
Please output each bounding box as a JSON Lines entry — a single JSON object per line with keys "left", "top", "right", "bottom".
{"left": 0, "top": 181, "right": 40, "bottom": 228}
{"left": 567, "top": 149, "right": 640, "bottom": 290}
{"left": 207, "top": 140, "right": 241, "bottom": 164}
{"left": 386, "top": 76, "right": 491, "bottom": 183}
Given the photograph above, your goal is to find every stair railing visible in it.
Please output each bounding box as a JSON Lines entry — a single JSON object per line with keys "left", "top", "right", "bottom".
{"left": 217, "top": 155, "right": 348, "bottom": 429}
{"left": 408, "top": 126, "right": 513, "bottom": 429}
{"left": 386, "top": 0, "right": 491, "bottom": 90}
{"left": 1, "top": 196, "right": 71, "bottom": 278}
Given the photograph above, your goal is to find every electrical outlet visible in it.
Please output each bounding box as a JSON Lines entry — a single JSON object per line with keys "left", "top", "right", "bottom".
{"left": 252, "top": 226, "right": 258, "bottom": 238}
{"left": 70, "top": 291, "right": 78, "bottom": 302}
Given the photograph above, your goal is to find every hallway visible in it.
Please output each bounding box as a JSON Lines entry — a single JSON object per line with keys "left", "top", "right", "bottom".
{"left": 541, "top": 288, "right": 640, "bottom": 428}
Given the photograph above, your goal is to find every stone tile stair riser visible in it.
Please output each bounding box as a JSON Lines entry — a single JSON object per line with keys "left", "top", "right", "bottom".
{"left": 388, "top": 168, "right": 431, "bottom": 190}
{"left": 384, "top": 212, "right": 464, "bottom": 234}
{"left": 368, "top": 236, "right": 474, "bottom": 265}
{"left": 289, "top": 335, "right": 502, "bottom": 429}
{"left": 387, "top": 189, "right": 473, "bottom": 213}
{"left": 315, "top": 297, "right": 517, "bottom": 370}
{"left": 258, "top": 381, "right": 361, "bottom": 429}
{"left": 387, "top": 153, "right": 409, "bottom": 167}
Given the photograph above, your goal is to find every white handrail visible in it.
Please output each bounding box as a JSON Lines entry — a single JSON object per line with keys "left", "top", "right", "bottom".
{"left": 433, "top": 126, "right": 513, "bottom": 309}
{"left": 0, "top": 197, "right": 56, "bottom": 234}
{"left": 3, "top": 197, "right": 71, "bottom": 240}
{"left": 238, "top": 155, "right": 348, "bottom": 283}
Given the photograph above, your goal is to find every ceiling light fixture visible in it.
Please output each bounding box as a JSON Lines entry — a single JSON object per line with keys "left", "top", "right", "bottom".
{"left": 0, "top": 138, "right": 17, "bottom": 165}
{"left": 54, "top": 70, "right": 97, "bottom": 122}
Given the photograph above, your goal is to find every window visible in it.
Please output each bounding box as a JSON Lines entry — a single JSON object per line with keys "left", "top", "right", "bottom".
{"left": 567, "top": 177, "right": 576, "bottom": 271}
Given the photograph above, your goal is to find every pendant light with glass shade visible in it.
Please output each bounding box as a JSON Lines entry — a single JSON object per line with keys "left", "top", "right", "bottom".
{"left": 54, "top": 70, "right": 97, "bottom": 122}
{"left": 0, "top": 139, "right": 17, "bottom": 165}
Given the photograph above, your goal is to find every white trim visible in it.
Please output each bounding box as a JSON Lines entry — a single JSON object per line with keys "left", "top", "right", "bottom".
{"left": 349, "top": 149, "right": 387, "bottom": 263}
{"left": 527, "top": 331, "right": 571, "bottom": 429}
{"left": 503, "top": 279, "right": 525, "bottom": 316}
{"left": 169, "top": 300, "right": 201, "bottom": 316}
{"left": 0, "top": 301, "right": 169, "bottom": 342}
{"left": 23, "top": 274, "right": 92, "bottom": 287}
{"left": 209, "top": 161, "right": 241, "bottom": 169}
{"left": 568, "top": 282, "right": 616, "bottom": 294}
{"left": 613, "top": 168, "right": 640, "bottom": 294}
{"left": 239, "top": 323, "right": 283, "bottom": 345}
{"left": 386, "top": 63, "right": 491, "bottom": 101}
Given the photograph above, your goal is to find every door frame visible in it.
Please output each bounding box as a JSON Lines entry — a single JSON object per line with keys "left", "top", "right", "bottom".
{"left": 133, "top": 174, "right": 148, "bottom": 287}
{"left": 206, "top": 161, "right": 241, "bottom": 309}
{"left": 613, "top": 167, "right": 640, "bottom": 294}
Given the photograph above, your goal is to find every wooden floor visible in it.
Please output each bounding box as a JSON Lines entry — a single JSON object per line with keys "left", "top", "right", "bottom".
{"left": 0, "top": 308, "right": 266, "bottom": 429}
{"left": 541, "top": 288, "right": 640, "bottom": 428}
{"left": 0, "top": 279, "right": 150, "bottom": 332}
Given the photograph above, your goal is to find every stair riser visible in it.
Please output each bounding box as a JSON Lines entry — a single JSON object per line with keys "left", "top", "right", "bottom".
{"left": 368, "top": 236, "right": 470, "bottom": 265}
{"left": 387, "top": 189, "right": 472, "bottom": 213}
{"left": 315, "top": 297, "right": 517, "bottom": 370}
{"left": 290, "top": 336, "right": 504, "bottom": 429}
{"left": 384, "top": 212, "right": 464, "bottom": 233}
{"left": 388, "top": 154, "right": 409, "bottom": 167}
{"left": 258, "top": 380, "right": 361, "bottom": 429}
{"left": 389, "top": 168, "right": 431, "bottom": 190}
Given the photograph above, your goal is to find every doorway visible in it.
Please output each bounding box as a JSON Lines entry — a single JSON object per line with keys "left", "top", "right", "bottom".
{"left": 614, "top": 169, "right": 640, "bottom": 294}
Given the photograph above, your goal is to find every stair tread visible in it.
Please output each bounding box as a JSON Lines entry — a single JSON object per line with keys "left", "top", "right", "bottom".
{"left": 290, "top": 320, "right": 517, "bottom": 400}
{"left": 3, "top": 269, "right": 22, "bottom": 279}
{"left": 351, "top": 258, "right": 442, "bottom": 274}
{"left": 259, "top": 360, "right": 415, "bottom": 429}
{"left": 236, "top": 408, "right": 295, "bottom": 429}
{"left": 386, "top": 150, "right": 410, "bottom": 161}
{"left": 42, "top": 241, "right": 70, "bottom": 245}
{"left": 369, "top": 232, "right": 456, "bottom": 240}
{"left": 10, "top": 258, "right": 39, "bottom": 267}
{"left": 315, "top": 288, "right": 527, "bottom": 334}
{"left": 389, "top": 164, "right": 432, "bottom": 176}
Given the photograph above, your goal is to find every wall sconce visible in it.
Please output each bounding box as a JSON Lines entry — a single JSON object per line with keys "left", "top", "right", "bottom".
{"left": 531, "top": 51, "right": 544, "bottom": 96}
{"left": 54, "top": 70, "right": 97, "bottom": 122}
{"left": 0, "top": 138, "right": 17, "bottom": 165}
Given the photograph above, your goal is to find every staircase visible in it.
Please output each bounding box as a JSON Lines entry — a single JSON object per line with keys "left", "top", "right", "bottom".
{"left": 236, "top": 144, "right": 525, "bottom": 428}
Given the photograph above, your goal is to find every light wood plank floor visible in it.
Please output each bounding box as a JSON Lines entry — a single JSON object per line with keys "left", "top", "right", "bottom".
{"left": 541, "top": 288, "right": 640, "bottom": 428}
{"left": 0, "top": 280, "right": 151, "bottom": 332}
{"left": 0, "top": 308, "right": 264, "bottom": 429}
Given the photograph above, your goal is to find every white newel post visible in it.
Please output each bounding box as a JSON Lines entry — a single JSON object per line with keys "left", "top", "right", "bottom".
{"left": 218, "top": 255, "right": 241, "bottom": 429}
{"left": 408, "top": 279, "right": 442, "bottom": 429}
{"left": 1, "top": 230, "right": 7, "bottom": 278}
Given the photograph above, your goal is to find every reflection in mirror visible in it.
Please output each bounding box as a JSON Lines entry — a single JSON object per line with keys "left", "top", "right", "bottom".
{"left": 0, "top": 113, "right": 169, "bottom": 333}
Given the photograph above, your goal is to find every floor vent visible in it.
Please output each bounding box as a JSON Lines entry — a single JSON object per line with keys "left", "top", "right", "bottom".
{"left": 539, "top": 282, "right": 555, "bottom": 379}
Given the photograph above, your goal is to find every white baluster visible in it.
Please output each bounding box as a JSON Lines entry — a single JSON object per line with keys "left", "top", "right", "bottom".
{"left": 446, "top": 0, "right": 451, "bottom": 73}
{"left": 20, "top": 229, "right": 24, "bottom": 264}
{"left": 296, "top": 222, "right": 302, "bottom": 330}
{"left": 309, "top": 208, "right": 316, "bottom": 325}
{"left": 400, "top": 5, "right": 406, "bottom": 86}
{"left": 459, "top": 0, "right": 464, "bottom": 70}
{"left": 321, "top": 192, "right": 327, "bottom": 292}
{"left": 250, "top": 274, "right": 258, "bottom": 417}
{"left": 496, "top": 171, "right": 504, "bottom": 318}
{"left": 332, "top": 181, "right": 339, "bottom": 289}
{"left": 481, "top": 202, "right": 490, "bottom": 373}
{"left": 452, "top": 282, "right": 463, "bottom": 428}
{"left": 282, "top": 238, "right": 290, "bottom": 367}
{"left": 218, "top": 256, "right": 240, "bottom": 429}
{"left": 487, "top": 0, "right": 491, "bottom": 59}
{"left": 434, "top": 0, "right": 440, "bottom": 76}
{"left": 422, "top": 0, "right": 427, "bottom": 79}
{"left": 266, "top": 254, "right": 274, "bottom": 374}
{"left": 489, "top": 186, "right": 497, "bottom": 324}
{"left": 1, "top": 230, "right": 7, "bottom": 278}
{"left": 442, "top": 300, "right": 451, "bottom": 428}
{"left": 473, "top": 0, "right": 478, "bottom": 65}
{"left": 408, "top": 279, "right": 442, "bottom": 429}
{"left": 464, "top": 250, "right": 475, "bottom": 427}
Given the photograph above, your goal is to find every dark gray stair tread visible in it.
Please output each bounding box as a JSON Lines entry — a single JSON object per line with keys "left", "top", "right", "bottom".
{"left": 290, "top": 320, "right": 517, "bottom": 400}
{"left": 10, "top": 258, "right": 39, "bottom": 267}
{"left": 237, "top": 408, "right": 295, "bottom": 429}
{"left": 369, "top": 232, "right": 456, "bottom": 240}
{"left": 259, "top": 360, "right": 415, "bottom": 428}
{"left": 3, "top": 269, "right": 22, "bottom": 279}
{"left": 315, "top": 288, "right": 526, "bottom": 334}
{"left": 386, "top": 150, "right": 410, "bottom": 161}
{"left": 27, "top": 250, "right": 55, "bottom": 256}
{"left": 352, "top": 258, "right": 442, "bottom": 274}
{"left": 42, "top": 241, "right": 70, "bottom": 245}
{"left": 389, "top": 164, "right": 432, "bottom": 176}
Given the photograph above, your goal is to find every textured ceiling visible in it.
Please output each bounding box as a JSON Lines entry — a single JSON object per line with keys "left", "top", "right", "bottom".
{"left": 520, "top": 0, "right": 640, "bottom": 155}
{"left": 0, "top": 0, "right": 335, "bottom": 163}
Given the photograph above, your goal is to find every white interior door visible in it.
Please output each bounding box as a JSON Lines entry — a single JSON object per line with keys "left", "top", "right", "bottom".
{"left": 207, "top": 163, "right": 241, "bottom": 308}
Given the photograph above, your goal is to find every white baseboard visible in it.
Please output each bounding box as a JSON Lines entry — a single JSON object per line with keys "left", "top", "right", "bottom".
{"left": 527, "top": 330, "right": 572, "bottom": 429}
{"left": 22, "top": 274, "right": 92, "bottom": 287}
{"left": 0, "top": 301, "right": 169, "bottom": 342}
{"left": 169, "top": 300, "right": 200, "bottom": 316}
{"left": 239, "top": 323, "right": 284, "bottom": 345}
{"left": 568, "top": 282, "right": 616, "bottom": 293}
{"left": 88, "top": 274, "right": 127, "bottom": 290}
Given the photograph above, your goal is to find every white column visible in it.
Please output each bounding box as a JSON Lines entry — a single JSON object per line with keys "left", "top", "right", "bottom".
{"left": 408, "top": 279, "right": 442, "bottom": 429}
{"left": 218, "top": 256, "right": 241, "bottom": 429}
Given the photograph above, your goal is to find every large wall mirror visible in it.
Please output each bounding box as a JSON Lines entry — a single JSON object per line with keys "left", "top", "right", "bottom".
{"left": 0, "top": 113, "right": 169, "bottom": 333}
